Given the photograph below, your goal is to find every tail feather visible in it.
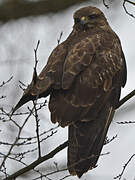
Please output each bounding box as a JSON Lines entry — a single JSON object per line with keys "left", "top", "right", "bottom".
{"left": 12, "top": 79, "right": 51, "bottom": 114}
{"left": 12, "top": 93, "right": 34, "bottom": 114}
{"left": 68, "top": 105, "right": 114, "bottom": 178}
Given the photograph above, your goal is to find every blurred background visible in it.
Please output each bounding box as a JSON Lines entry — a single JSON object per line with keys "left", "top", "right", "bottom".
{"left": 0, "top": 0, "right": 135, "bottom": 179}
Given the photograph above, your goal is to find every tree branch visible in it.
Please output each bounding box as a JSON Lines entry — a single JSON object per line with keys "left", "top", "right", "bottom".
{"left": 123, "top": 0, "right": 135, "bottom": 18}
{"left": 0, "top": 0, "right": 91, "bottom": 23}
{"left": 3, "top": 141, "right": 68, "bottom": 180}
{"left": 103, "top": 0, "right": 109, "bottom": 8}
{"left": 114, "top": 154, "right": 135, "bottom": 180}
{"left": 116, "top": 89, "right": 135, "bottom": 109}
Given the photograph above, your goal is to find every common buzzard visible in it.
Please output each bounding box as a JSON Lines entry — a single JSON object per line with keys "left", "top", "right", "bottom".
{"left": 13, "top": 6, "right": 127, "bottom": 178}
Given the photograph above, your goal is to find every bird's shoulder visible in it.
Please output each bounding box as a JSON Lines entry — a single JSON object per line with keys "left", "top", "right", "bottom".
{"left": 62, "top": 29, "right": 121, "bottom": 89}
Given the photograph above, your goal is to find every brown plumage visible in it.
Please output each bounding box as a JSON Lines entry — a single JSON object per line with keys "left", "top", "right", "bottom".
{"left": 13, "top": 6, "right": 127, "bottom": 178}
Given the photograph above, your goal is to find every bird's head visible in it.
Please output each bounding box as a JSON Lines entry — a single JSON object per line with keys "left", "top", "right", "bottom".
{"left": 73, "top": 6, "right": 108, "bottom": 31}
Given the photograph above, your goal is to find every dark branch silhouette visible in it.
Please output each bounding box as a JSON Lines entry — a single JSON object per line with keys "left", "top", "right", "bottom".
{"left": 123, "top": 0, "right": 135, "bottom": 18}
{"left": 0, "top": 0, "right": 91, "bottom": 23}
{"left": 114, "top": 154, "right": 135, "bottom": 180}
{"left": 2, "top": 141, "right": 68, "bottom": 180}
{"left": 0, "top": 0, "right": 134, "bottom": 23}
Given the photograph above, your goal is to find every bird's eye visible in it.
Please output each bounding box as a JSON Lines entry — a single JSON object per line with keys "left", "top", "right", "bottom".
{"left": 88, "top": 14, "right": 98, "bottom": 19}
{"left": 74, "top": 18, "right": 80, "bottom": 24}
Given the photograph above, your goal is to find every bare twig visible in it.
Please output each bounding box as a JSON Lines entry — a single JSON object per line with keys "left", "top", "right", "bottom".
{"left": 32, "top": 40, "right": 41, "bottom": 157}
{"left": 116, "top": 89, "right": 135, "bottom": 109}
{"left": 33, "top": 40, "right": 40, "bottom": 84}
{"left": 0, "top": 130, "right": 57, "bottom": 147}
{"left": 3, "top": 141, "right": 68, "bottom": 180}
{"left": 0, "top": 162, "right": 8, "bottom": 178}
{"left": 0, "top": 107, "right": 34, "bottom": 171}
{"left": 117, "top": 120, "right": 135, "bottom": 124}
{"left": 18, "top": 80, "right": 27, "bottom": 91}
{"left": 0, "top": 152, "right": 44, "bottom": 179}
{"left": 114, "top": 154, "right": 135, "bottom": 180}
{"left": 54, "top": 161, "right": 59, "bottom": 171}
{"left": 59, "top": 175, "right": 71, "bottom": 180}
{"left": 19, "top": 80, "right": 27, "bottom": 87}
{"left": 0, "top": 96, "right": 6, "bottom": 100}
{"left": 123, "top": 0, "right": 135, "bottom": 18}
{"left": 104, "top": 135, "right": 117, "bottom": 145}
{"left": 124, "top": 0, "right": 135, "bottom": 6}
{"left": 33, "top": 100, "right": 41, "bottom": 158}
{"left": 19, "top": 126, "right": 58, "bottom": 140}
{"left": 0, "top": 76, "right": 13, "bottom": 88}
{"left": 57, "top": 31, "right": 63, "bottom": 45}
{"left": 103, "top": 0, "right": 109, "bottom": 8}
{"left": 34, "top": 40, "right": 40, "bottom": 68}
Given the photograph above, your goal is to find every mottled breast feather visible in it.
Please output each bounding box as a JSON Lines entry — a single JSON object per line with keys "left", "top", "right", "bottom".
{"left": 62, "top": 31, "right": 124, "bottom": 91}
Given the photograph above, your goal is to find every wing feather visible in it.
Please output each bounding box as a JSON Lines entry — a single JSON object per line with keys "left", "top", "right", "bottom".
{"left": 49, "top": 32, "right": 126, "bottom": 127}
{"left": 24, "top": 43, "right": 67, "bottom": 97}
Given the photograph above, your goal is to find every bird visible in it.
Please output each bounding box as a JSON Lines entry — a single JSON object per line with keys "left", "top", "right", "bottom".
{"left": 13, "top": 6, "right": 127, "bottom": 178}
